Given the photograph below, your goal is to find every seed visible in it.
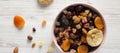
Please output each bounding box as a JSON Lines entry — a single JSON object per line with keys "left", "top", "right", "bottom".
{"left": 27, "top": 35, "right": 33, "bottom": 40}
{"left": 13, "top": 47, "right": 19, "bottom": 53}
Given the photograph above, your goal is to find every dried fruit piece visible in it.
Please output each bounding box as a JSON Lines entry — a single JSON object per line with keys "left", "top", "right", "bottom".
{"left": 32, "top": 42, "right": 36, "bottom": 48}
{"left": 76, "top": 24, "right": 81, "bottom": 29}
{"left": 70, "top": 49, "right": 76, "bottom": 53}
{"left": 47, "top": 46, "right": 54, "bottom": 53}
{"left": 77, "top": 45, "right": 88, "bottom": 53}
{"left": 27, "top": 35, "right": 33, "bottom": 40}
{"left": 75, "top": 6, "right": 82, "bottom": 12}
{"left": 72, "top": 28, "right": 77, "bottom": 33}
{"left": 13, "top": 47, "right": 19, "bottom": 53}
{"left": 72, "top": 15, "right": 81, "bottom": 24}
{"left": 14, "top": 15, "right": 25, "bottom": 28}
{"left": 55, "top": 21, "right": 60, "bottom": 26}
{"left": 32, "top": 27, "right": 36, "bottom": 32}
{"left": 38, "top": 0, "right": 53, "bottom": 5}
{"left": 85, "top": 10, "right": 90, "bottom": 15}
{"left": 80, "top": 12, "right": 87, "bottom": 17}
{"left": 42, "top": 20, "right": 47, "bottom": 27}
{"left": 81, "top": 36, "right": 87, "bottom": 43}
{"left": 88, "top": 12, "right": 92, "bottom": 18}
{"left": 82, "top": 17, "right": 87, "bottom": 23}
{"left": 39, "top": 41, "right": 44, "bottom": 47}
{"left": 94, "top": 16, "right": 104, "bottom": 30}
{"left": 61, "top": 17, "right": 69, "bottom": 26}
{"left": 82, "top": 28, "right": 87, "bottom": 34}
{"left": 87, "top": 28, "right": 103, "bottom": 47}
{"left": 61, "top": 38, "right": 70, "bottom": 51}
{"left": 84, "top": 23, "right": 90, "bottom": 28}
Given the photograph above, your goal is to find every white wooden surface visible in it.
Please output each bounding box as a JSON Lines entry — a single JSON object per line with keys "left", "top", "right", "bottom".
{"left": 0, "top": 0, "right": 120, "bottom": 53}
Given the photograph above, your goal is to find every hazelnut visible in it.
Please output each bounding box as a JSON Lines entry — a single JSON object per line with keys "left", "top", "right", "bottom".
{"left": 27, "top": 35, "right": 33, "bottom": 40}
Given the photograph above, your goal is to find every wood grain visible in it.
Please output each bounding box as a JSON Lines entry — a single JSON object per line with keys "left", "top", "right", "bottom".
{"left": 0, "top": 0, "right": 120, "bottom": 53}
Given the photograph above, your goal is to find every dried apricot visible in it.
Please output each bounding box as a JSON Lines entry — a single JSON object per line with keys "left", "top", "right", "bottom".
{"left": 77, "top": 45, "right": 88, "bottom": 53}
{"left": 61, "top": 38, "right": 70, "bottom": 51}
{"left": 14, "top": 15, "right": 25, "bottom": 28}
{"left": 94, "top": 16, "right": 104, "bottom": 30}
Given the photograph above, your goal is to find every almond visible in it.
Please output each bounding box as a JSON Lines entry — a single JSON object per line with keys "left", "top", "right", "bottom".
{"left": 13, "top": 47, "right": 19, "bottom": 53}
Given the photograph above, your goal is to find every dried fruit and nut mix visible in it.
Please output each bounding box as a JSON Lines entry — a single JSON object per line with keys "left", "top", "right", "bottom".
{"left": 54, "top": 4, "right": 105, "bottom": 53}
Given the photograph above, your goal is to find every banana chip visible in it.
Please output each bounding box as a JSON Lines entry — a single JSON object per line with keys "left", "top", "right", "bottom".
{"left": 87, "top": 28, "right": 103, "bottom": 47}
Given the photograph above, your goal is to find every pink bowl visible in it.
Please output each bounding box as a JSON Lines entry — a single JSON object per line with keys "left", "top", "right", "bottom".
{"left": 53, "top": 3, "right": 106, "bottom": 53}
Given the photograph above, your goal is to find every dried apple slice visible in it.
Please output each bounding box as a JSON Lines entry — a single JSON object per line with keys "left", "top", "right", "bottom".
{"left": 87, "top": 28, "right": 103, "bottom": 47}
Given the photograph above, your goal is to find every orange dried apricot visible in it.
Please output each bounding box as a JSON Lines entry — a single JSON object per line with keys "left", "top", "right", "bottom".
{"left": 77, "top": 45, "right": 88, "bottom": 53}
{"left": 94, "top": 16, "right": 104, "bottom": 30}
{"left": 61, "top": 38, "right": 70, "bottom": 51}
{"left": 14, "top": 15, "right": 25, "bottom": 28}
{"left": 81, "top": 36, "right": 87, "bottom": 43}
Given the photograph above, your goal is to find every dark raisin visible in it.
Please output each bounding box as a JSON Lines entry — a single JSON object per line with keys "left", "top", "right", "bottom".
{"left": 61, "top": 17, "right": 69, "bottom": 27}
{"left": 66, "top": 11, "right": 72, "bottom": 17}
{"left": 70, "top": 44, "right": 78, "bottom": 50}
{"left": 75, "top": 5, "right": 82, "bottom": 12}
{"left": 92, "top": 13, "right": 97, "bottom": 19}
{"left": 89, "top": 20, "right": 94, "bottom": 26}
{"left": 67, "top": 6, "right": 75, "bottom": 12}
{"left": 32, "top": 27, "right": 36, "bottom": 32}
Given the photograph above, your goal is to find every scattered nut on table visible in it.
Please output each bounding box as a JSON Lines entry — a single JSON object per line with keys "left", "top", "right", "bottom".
{"left": 32, "top": 42, "right": 36, "bottom": 48}
{"left": 27, "top": 35, "right": 33, "bottom": 41}
{"left": 13, "top": 47, "right": 19, "bottom": 53}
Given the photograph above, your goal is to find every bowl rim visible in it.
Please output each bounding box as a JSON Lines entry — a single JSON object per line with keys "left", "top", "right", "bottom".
{"left": 52, "top": 3, "right": 106, "bottom": 53}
